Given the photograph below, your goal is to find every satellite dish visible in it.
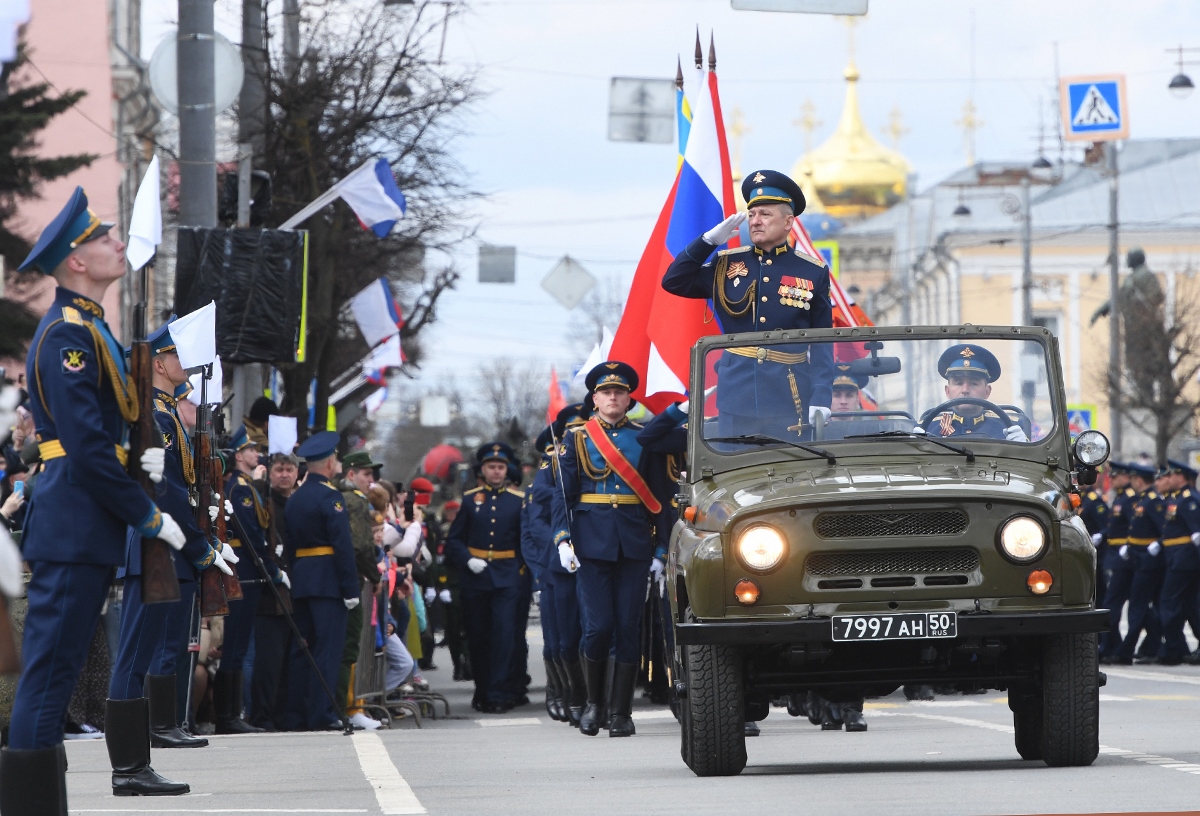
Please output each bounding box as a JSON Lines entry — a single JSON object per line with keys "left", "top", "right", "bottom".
{"left": 148, "top": 29, "right": 245, "bottom": 116}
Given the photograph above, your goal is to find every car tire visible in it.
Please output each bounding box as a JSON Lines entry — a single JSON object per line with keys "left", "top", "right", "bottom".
{"left": 1040, "top": 632, "right": 1100, "bottom": 767}
{"left": 1010, "top": 698, "right": 1043, "bottom": 761}
{"left": 682, "top": 641, "right": 747, "bottom": 777}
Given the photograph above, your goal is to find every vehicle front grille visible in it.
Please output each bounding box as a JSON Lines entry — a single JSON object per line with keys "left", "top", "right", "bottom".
{"left": 805, "top": 548, "right": 979, "bottom": 577}
{"left": 813, "top": 510, "right": 968, "bottom": 539}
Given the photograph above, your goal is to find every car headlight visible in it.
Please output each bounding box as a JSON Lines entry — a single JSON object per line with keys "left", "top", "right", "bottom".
{"left": 1073, "top": 430, "right": 1110, "bottom": 467}
{"left": 998, "top": 515, "right": 1046, "bottom": 563}
{"left": 736, "top": 525, "right": 787, "bottom": 572}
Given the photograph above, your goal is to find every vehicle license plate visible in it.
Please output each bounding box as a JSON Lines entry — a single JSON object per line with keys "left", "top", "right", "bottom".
{"left": 831, "top": 612, "right": 957, "bottom": 642}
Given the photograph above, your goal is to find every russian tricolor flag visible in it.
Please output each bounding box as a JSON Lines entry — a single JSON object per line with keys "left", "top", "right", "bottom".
{"left": 350, "top": 278, "right": 406, "bottom": 348}
{"left": 280, "top": 158, "right": 407, "bottom": 237}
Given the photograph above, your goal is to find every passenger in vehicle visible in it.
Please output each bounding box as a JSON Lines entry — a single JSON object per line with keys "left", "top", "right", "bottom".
{"left": 930, "top": 344, "right": 1028, "bottom": 441}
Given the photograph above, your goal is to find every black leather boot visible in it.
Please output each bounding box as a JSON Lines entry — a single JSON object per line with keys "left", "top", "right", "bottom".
{"left": 579, "top": 657, "right": 607, "bottom": 736}
{"left": 106, "top": 698, "right": 190, "bottom": 796}
{"left": 599, "top": 656, "right": 615, "bottom": 729}
{"left": 843, "top": 705, "right": 868, "bottom": 732}
{"left": 543, "top": 660, "right": 562, "bottom": 721}
{"left": 147, "top": 674, "right": 207, "bottom": 748}
{"left": 214, "top": 671, "right": 264, "bottom": 734}
{"left": 551, "top": 661, "right": 570, "bottom": 721}
{"left": 820, "top": 698, "right": 843, "bottom": 731}
{"left": 561, "top": 658, "right": 585, "bottom": 727}
{"left": 0, "top": 745, "right": 68, "bottom": 815}
{"left": 607, "top": 662, "right": 638, "bottom": 737}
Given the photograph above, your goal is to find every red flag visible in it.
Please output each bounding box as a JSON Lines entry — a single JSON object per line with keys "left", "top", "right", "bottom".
{"left": 788, "top": 218, "right": 875, "bottom": 362}
{"left": 547, "top": 367, "right": 567, "bottom": 424}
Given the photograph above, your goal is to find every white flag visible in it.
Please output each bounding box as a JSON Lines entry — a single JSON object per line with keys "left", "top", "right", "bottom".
{"left": 267, "top": 415, "right": 298, "bottom": 455}
{"left": 186, "top": 355, "right": 223, "bottom": 406}
{"left": 169, "top": 301, "right": 217, "bottom": 370}
{"left": 127, "top": 156, "right": 162, "bottom": 272}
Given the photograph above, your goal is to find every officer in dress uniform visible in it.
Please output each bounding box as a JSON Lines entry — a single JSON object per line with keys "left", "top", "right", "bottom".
{"left": 108, "top": 321, "right": 235, "bottom": 776}
{"left": 0, "top": 189, "right": 193, "bottom": 814}
{"left": 219, "top": 425, "right": 285, "bottom": 733}
{"left": 551, "top": 362, "right": 661, "bottom": 738}
{"left": 523, "top": 427, "right": 564, "bottom": 722}
{"left": 283, "top": 431, "right": 360, "bottom": 731}
{"left": 446, "top": 442, "right": 526, "bottom": 713}
{"left": 1076, "top": 479, "right": 1110, "bottom": 619}
{"left": 930, "top": 345, "right": 1028, "bottom": 441}
{"left": 1153, "top": 460, "right": 1200, "bottom": 665}
{"left": 1114, "top": 463, "right": 1166, "bottom": 664}
{"left": 662, "top": 170, "right": 834, "bottom": 439}
{"left": 1100, "top": 463, "right": 1138, "bottom": 663}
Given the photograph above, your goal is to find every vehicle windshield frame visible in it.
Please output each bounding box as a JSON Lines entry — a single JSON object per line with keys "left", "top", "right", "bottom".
{"left": 688, "top": 324, "right": 1067, "bottom": 480}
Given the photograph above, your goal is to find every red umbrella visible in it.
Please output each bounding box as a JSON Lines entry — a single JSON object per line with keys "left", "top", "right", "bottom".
{"left": 422, "top": 444, "right": 464, "bottom": 481}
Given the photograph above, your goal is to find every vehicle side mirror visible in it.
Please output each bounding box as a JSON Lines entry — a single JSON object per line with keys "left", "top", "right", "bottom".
{"left": 847, "top": 355, "right": 902, "bottom": 377}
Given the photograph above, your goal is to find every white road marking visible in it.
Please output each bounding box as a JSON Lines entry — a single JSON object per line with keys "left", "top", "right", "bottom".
{"left": 633, "top": 709, "right": 678, "bottom": 721}
{"left": 1103, "top": 667, "right": 1200, "bottom": 686}
{"left": 71, "top": 811, "right": 367, "bottom": 814}
{"left": 874, "top": 710, "right": 1200, "bottom": 776}
{"left": 477, "top": 717, "right": 543, "bottom": 727}
{"left": 352, "top": 731, "right": 427, "bottom": 815}
{"left": 1098, "top": 694, "right": 1135, "bottom": 701}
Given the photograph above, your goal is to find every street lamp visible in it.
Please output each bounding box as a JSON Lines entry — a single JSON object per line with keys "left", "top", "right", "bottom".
{"left": 1167, "top": 45, "right": 1200, "bottom": 100}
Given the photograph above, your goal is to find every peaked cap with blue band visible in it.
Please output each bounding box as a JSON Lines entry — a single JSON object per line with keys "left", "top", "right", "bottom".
{"left": 476, "top": 441, "right": 515, "bottom": 466}
{"left": 18, "top": 186, "right": 115, "bottom": 274}
{"left": 938, "top": 343, "right": 1001, "bottom": 382}
{"left": 230, "top": 424, "right": 258, "bottom": 453}
{"left": 296, "top": 430, "right": 340, "bottom": 461}
{"left": 741, "top": 169, "right": 806, "bottom": 215}
{"left": 584, "top": 361, "right": 639, "bottom": 394}
{"left": 1127, "top": 461, "right": 1158, "bottom": 481}
{"left": 1160, "top": 458, "right": 1198, "bottom": 480}
{"left": 832, "top": 364, "right": 867, "bottom": 390}
{"left": 148, "top": 317, "right": 178, "bottom": 355}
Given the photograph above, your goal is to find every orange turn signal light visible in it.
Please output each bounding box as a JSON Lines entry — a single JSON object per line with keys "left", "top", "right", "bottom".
{"left": 683, "top": 506, "right": 698, "bottom": 523}
{"left": 735, "top": 578, "right": 760, "bottom": 605}
{"left": 1027, "top": 569, "right": 1053, "bottom": 595}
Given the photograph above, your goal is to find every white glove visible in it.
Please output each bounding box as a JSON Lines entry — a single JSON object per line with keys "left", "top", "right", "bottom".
{"left": 275, "top": 544, "right": 284, "bottom": 558}
{"left": 1004, "top": 425, "right": 1029, "bottom": 443}
{"left": 0, "top": 527, "right": 24, "bottom": 599}
{"left": 808, "top": 406, "right": 831, "bottom": 425}
{"left": 279, "top": 570, "right": 291, "bottom": 589}
{"left": 1090, "top": 533, "right": 1103, "bottom": 547}
{"left": 1193, "top": 532, "right": 1200, "bottom": 547}
{"left": 208, "top": 505, "right": 219, "bottom": 522}
{"left": 701, "top": 212, "right": 748, "bottom": 246}
{"left": 424, "top": 586, "right": 436, "bottom": 604}
{"left": 467, "top": 557, "right": 488, "bottom": 574}
{"left": 677, "top": 399, "right": 689, "bottom": 414}
{"left": 558, "top": 542, "right": 581, "bottom": 572}
{"left": 1119, "top": 544, "right": 1130, "bottom": 560}
{"left": 345, "top": 597, "right": 360, "bottom": 610}
{"left": 911, "top": 425, "right": 927, "bottom": 435}
{"left": 650, "top": 557, "right": 665, "bottom": 582}
{"left": 157, "top": 512, "right": 186, "bottom": 551}
{"left": 219, "top": 541, "right": 239, "bottom": 565}
{"left": 439, "top": 589, "right": 452, "bottom": 603}
{"left": 212, "top": 547, "right": 234, "bottom": 576}
{"left": 224, "top": 499, "right": 234, "bottom": 516}
{"left": 140, "top": 447, "right": 165, "bottom": 484}
{"left": 1149, "top": 541, "right": 1162, "bottom": 556}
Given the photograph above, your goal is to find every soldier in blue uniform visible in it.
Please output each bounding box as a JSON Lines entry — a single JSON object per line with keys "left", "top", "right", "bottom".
{"left": 0, "top": 188, "right": 191, "bottom": 815}
{"left": 446, "top": 442, "right": 526, "bottom": 713}
{"left": 1100, "top": 462, "right": 1139, "bottom": 663}
{"left": 930, "top": 345, "right": 1028, "bottom": 441}
{"left": 220, "top": 425, "right": 285, "bottom": 732}
{"left": 551, "top": 362, "right": 661, "bottom": 738}
{"left": 1076, "top": 479, "right": 1110, "bottom": 621}
{"left": 1153, "top": 460, "right": 1200, "bottom": 665}
{"left": 108, "top": 321, "right": 236, "bottom": 782}
{"left": 1114, "top": 463, "right": 1166, "bottom": 664}
{"left": 662, "top": 170, "right": 834, "bottom": 439}
{"left": 523, "top": 426, "right": 564, "bottom": 721}
{"left": 283, "top": 431, "right": 359, "bottom": 731}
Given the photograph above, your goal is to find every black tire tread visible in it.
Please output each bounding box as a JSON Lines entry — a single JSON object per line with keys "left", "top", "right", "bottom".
{"left": 1040, "top": 632, "right": 1100, "bottom": 767}
{"left": 684, "top": 643, "right": 747, "bottom": 777}
{"left": 1012, "top": 703, "right": 1043, "bottom": 760}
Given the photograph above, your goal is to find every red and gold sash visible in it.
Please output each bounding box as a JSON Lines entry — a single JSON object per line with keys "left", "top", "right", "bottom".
{"left": 583, "top": 418, "right": 662, "bottom": 515}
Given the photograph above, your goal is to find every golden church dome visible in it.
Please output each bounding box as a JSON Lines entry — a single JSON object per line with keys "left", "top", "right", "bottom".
{"left": 792, "top": 61, "right": 911, "bottom": 220}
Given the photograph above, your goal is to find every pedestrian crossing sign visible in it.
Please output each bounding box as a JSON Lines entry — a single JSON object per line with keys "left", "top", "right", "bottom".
{"left": 1060, "top": 75, "right": 1128, "bottom": 142}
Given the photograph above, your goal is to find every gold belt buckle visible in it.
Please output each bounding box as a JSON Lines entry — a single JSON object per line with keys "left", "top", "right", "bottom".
{"left": 610, "top": 494, "right": 619, "bottom": 506}
{"left": 756, "top": 347, "right": 767, "bottom": 364}
{"left": 486, "top": 550, "right": 494, "bottom": 561}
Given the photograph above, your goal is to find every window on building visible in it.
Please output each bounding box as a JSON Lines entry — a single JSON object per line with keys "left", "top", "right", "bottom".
{"left": 1032, "top": 314, "right": 1060, "bottom": 337}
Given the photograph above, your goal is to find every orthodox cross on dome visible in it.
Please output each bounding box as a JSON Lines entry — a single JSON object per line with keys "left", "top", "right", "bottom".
{"left": 883, "top": 104, "right": 908, "bottom": 150}
{"left": 955, "top": 99, "right": 982, "bottom": 167}
{"left": 729, "top": 107, "right": 750, "bottom": 179}
{"left": 794, "top": 99, "right": 822, "bottom": 154}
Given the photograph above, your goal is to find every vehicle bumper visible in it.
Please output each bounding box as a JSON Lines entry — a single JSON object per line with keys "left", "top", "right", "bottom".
{"left": 675, "top": 609, "right": 1110, "bottom": 646}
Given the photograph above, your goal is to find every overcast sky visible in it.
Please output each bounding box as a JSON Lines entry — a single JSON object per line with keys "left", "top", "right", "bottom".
{"left": 144, "top": 0, "right": 1200, "bottom": 392}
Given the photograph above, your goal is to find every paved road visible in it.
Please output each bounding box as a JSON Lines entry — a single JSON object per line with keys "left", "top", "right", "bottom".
{"left": 61, "top": 640, "right": 1200, "bottom": 815}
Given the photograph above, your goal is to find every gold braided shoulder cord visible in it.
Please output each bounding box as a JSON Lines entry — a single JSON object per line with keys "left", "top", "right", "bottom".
{"left": 86, "top": 323, "right": 139, "bottom": 423}
{"left": 574, "top": 427, "right": 611, "bottom": 480}
{"left": 712, "top": 255, "right": 755, "bottom": 317}
{"left": 171, "top": 410, "right": 196, "bottom": 486}
{"left": 667, "top": 453, "right": 681, "bottom": 483}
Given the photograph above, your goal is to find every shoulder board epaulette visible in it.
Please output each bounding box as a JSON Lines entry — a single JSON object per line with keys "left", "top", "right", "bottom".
{"left": 463, "top": 486, "right": 483, "bottom": 495}
{"left": 353, "top": 489, "right": 367, "bottom": 499}
{"left": 982, "top": 410, "right": 1000, "bottom": 418}
{"left": 153, "top": 398, "right": 170, "bottom": 413}
{"left": 61, "top": 306, "right": 84, "bottom": 326}
{"left": 794, "top": 248, "right": 826, "bottom": 266}
{"left": 1184, "top": 489, "right": 1193, "bottom": 498}
{"left": 627, "top": 420, "right": 644, "bottom": 429}
{"left": 1125, "top": 488, "right": 1136, "bottom": 496}
{"left": 565, "top": 425, "right": 585, "bottom": 435}
{"left": 1148, "top": 491, "right": 1158, "bottom": 499}
{"left": 321, "top": 481, "right": 339, "bottom": 491}
{"left": 506, "top": 487, "right": 526, "bottom": 498}
{"left": 538, "top": 460, "right": 549, "bottom": 470}
{"left": 1087, "top": 491, "right": 1098, "bottom": 500}
{"left": 717, "top": 245, "right": 752, "bottom": 256}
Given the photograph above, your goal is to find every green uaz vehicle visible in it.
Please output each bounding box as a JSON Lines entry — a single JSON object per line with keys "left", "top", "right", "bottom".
{"left": 669, "top": 325, "right": 1111, "bottom": 777}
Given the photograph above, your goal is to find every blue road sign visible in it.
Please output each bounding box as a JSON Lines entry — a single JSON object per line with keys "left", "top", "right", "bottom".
{"left": 1060, "top": 75, "right": 1128, "bottom": 142}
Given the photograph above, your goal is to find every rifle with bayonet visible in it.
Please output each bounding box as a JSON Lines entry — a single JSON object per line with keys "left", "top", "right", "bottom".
{"left": 193, "top": 369, "right": 231, "bottom": 617}
{"left": 129, "top": 255, "right": 180, "bottom": 604}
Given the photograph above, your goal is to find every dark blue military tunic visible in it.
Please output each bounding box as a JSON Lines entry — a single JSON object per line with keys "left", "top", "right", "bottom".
{"left": 223, "top": 470, "right": 278, "bottom": 673}
{"left": 1116, "top": 489, "right": 1166, "bottom": 661}
{"left": 523, "top": 456, "right": 560, "bottom": 662}
{"left": 1078, "top": 489, "right": 1110, "bottom": 617}
{"left": 662, "top": 238, "right": 834, "bottom": 436}
{"left": 1101, "top": 486, "right": 1137, "bottom": 658}
{"left": 528, "top": 453, "right": 583, "bottom": 664}
{"left": 283, "top": 472, "right": 358, "bottom": 730}
{"left": 931, "top": 409, "right": 1011, "bottom": 440}
{"left": 1156, "top": 489, "right": 1200, "bottom": 662}
{"left": 9, "top": 289, "right": 169, "bottom": 750}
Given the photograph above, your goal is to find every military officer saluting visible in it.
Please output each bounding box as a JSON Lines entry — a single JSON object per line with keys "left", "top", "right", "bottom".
{"left": 446, "top": 443, "right": 526, "bottom": 713}
{"left": 551, "top": 362, "right": 662, "bottom": 738}
{"left": 107, "top": 320, "right": 237, "bottom": 787}
{"left": 1152, "top": 460, "right": 1200, "bottom": 665}
{"left": 219, "top": 426, "right": 285, "bottom": 733}
{"left": 284, "top": 432, "right": 360, "bottom": 731}
{"left": 930, "top": 344, "right": 1028, "bottom": 441}
{"left": 662, "top": 170, "right": 834, "bottom": 438}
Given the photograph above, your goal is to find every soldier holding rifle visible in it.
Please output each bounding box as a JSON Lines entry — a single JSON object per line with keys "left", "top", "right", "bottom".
{"left": 0, "top": 189, "right": 192, "bottom": 815}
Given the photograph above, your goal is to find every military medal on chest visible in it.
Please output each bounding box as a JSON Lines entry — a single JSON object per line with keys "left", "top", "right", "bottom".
{"left": 778, "top": 276, "right": 813, "bottom": 309}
